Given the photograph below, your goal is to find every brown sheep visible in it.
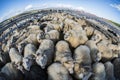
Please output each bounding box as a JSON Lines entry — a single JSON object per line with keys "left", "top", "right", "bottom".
{"left": 55, "top": 41, "right": 74, "bottom": 74}
{"left": 64, "top": 29, "right": 88, "bottom": 48}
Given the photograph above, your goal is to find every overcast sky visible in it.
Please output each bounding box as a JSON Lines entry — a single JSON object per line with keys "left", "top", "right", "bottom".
{"left": 0, "top": 0, "right": 120, "bottom": 23}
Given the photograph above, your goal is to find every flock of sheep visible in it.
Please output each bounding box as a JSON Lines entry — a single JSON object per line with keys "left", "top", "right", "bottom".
{"left": 0, "top": 12, "right": 120, "bottom": 80}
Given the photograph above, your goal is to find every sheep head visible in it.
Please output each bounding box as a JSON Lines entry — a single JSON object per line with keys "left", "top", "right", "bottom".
{"left": 22, "top": 55, "right": 35, "bottom": 71}
{"left": 62, "top": 57, "right": 74, "bottom": 74}
{"left": 36, "top": 49, "right": 48, "bottom": 69}
{"left": 37, "top": 32, "right": 45, "bottom": 43}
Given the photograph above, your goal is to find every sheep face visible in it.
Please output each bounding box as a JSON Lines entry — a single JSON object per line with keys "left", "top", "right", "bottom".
{"left": 91, "top": 33, "right": 101, "bottom": 43}
{"left": 36, "top": 50, "right": 48, "bottom": 69}
{"left": 37, "top": 32, "right": 45, "bottom": 43}
{"left": 63, "top": 60, "right": 74, "bottom": 74}
{"left": 23, "top": 56, "right": 34, "bottom": 71}
{"left": 74, "top": 63, "right": 92, "bottom": 79}
{"left": 64, "top": 31, "right": 71, "bottom": 41}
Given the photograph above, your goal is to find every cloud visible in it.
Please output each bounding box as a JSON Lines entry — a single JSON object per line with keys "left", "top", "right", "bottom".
{"left": 25, "top": 4, "right": 33, "bottom": 10}
{"left": 110, "top": 4, "right": 120, "bottom": 11}
{"left": 41, "top": 3, "right": 85, "bottom": 11}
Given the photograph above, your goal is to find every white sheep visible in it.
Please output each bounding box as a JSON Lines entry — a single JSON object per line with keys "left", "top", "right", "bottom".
{"left": 97, "top": 40, "right": 113, "bottom": 62}
{"left": 63, "top": 18, "right": 83, "bottom": 33}
{"left": 47, "top": 62, "right": 73, "bottom": 80}
{"left": 23, "top": 43, "right": 37, "bottom": 71}
{"left": 74, "top": 45, "right": 92, "bottom": 66}
{"left": 36, "top": 31, "right": 45, "bottom": 43}
{"left": 74, "top": 63, "right": 92, "bottom": 80}
{"left": 55, "top": 40, "right": 74, "bottom": 74}
{"left": 86, "top": 40, "right": 101, "bottom": 62}
{"left": 64, "top": 29, "right": 88, "bottom": 48}
{"left": 9, "top": 48, "right": 23, "bottom": 65}
{"left": 36, "top": 39, "right": 54, "bottom": 69}
{"left": 104, "top": 61, "right": 115, "bottom": 80}
{"left": 92, "top": 62, "right": 106, "bottom": 80}
{"left": 73, "top": 45, "right": 92, "bottom": 80}
{"left": 45, "top": 30, "right": 60, "bottom": 42}
{"left": 84, "top": 26, "right": 94, "bottom": 37}
{"left": 1, "top": 62, "right": 24, "bottom": 80}
{"left": 91, "top": 32, "right": 102, "bottom": 43}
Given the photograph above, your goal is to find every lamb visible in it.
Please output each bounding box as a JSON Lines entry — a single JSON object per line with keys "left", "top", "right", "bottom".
{"left": 64, "top": 29, "right": 88, "bottom": 48}
{"left": 91, "top": 62, "right": 106, "bottom": 80}
{"left": 1, "top": 62, "right": 24, "bottom": 80}
{"left": 9, "top": 48, "right": 23, "bottom": 66}
{"left": 23, "top": 43, "right": 37, "bottom": 71}
{"left": 86, "top": 40, "right": 101, "bottom": 62}
{"left": 113, "top": 58, "right": 120, "bottom": 80}
{"left": 36, "top": 39, "right": 54, "bottom": 69}
{"left": 55, "top": 41, "right": 74, "bottom": 74}
{"left": 47, "top": 62, "right": 73, "bottom": 80}
{"left": 104, "top": 61, "right": 115, "bottom": 80}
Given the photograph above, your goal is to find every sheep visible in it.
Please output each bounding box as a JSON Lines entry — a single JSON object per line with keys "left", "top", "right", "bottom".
{"left": 84, "top": 26, "right": 94, "bottom": 37}
{"left": 36, "top": 31, "right": 45, "bottom": 43}
{"left": 27, "top": 25, "right": 40, "bottom": 30}
{"left": 86, "top": 40, "right": 101, "bottom": 62}
{"left": 45, "top": 30, "right": 60, "bottom": 42}
{"left": 17, "top": 40, "right": 28, "bottom": 55}
{"left": 0, "top": 51, "right": 10, "bottom": 65}
{"left": 97, "top": 40, "right": 113, "bottom": 62}
{"left": 91, "top": 30, "right": 109, "bottom": 43}
{"left": 36, "top": 39, "right": 54, "bottom": 69}
{"left": 25, "top": 33, "right": 39, "bottom": 46}
{"left": 23, "top": 43, "right": 37, "bottom": 71}
{"left": 47, "top": 62, "right": 73, "bottom": 80}
{"left": 43, "top": 22, "right": 63, "bottom": 32}
{"left": 91, "top": 31, "right": 102, "bottom": 43}
{"left": 1, "top": 62, "right": 24, "bottom": 80}
{"left": 55, "top": 41, "right": 74, "bottom": 74}
{"left": 63, "top": 18, "right": 83, "bottom": 33}
{"left": 104, "top": 61, "right": 115, "bottom": 80}
{"left": 113, "top": 58, "right": 120, "bottom": 80}
{"left": 9, "top": 48, "right": 23, "bottom": 66}
{"left": 91, "top": 62, "right": 106, "bottom": 80}
{"left": 74, "top": 63, "right": 92, "bottom": 80}
{"left": 73, "top": 45, "right": 92, "bottom": 80}
{"left": 74, "top": 45, "right": 92, "bottom": 66}
{"left": 64, "top": 29, "right": 88, "bottom": 48}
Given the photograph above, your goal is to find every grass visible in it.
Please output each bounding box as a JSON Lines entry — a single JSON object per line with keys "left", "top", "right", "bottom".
{"left": 109, "top": 20, "right": 120, "bottom": 27}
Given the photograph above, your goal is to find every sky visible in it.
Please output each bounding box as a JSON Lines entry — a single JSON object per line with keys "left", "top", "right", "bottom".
{"left": 0, "top": 0, "right": 120, "bottom": 23}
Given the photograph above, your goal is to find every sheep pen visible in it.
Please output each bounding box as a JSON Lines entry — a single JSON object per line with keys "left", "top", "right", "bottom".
{"left": 0, "top": 8, "right": 120, "bottom": 80}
